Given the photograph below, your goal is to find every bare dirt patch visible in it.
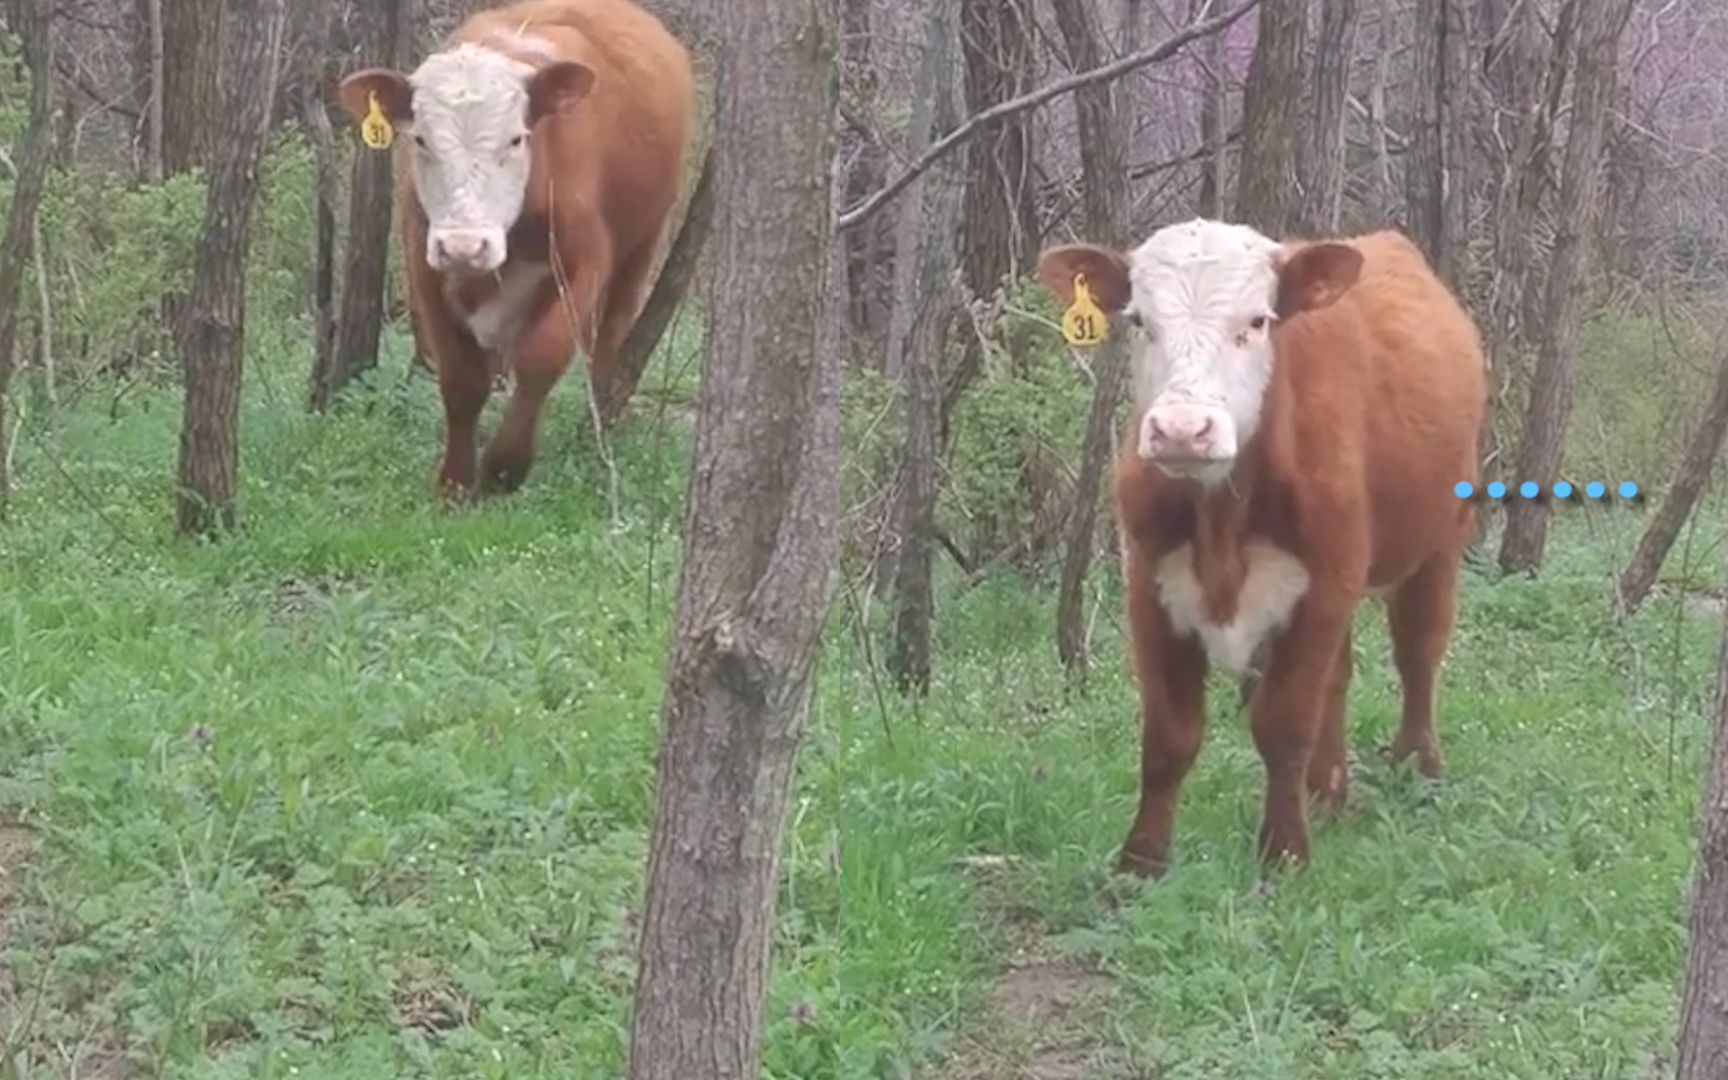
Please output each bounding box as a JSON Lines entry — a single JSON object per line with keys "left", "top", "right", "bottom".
{"left": 931, "top": 857, "right": 1136, "bottom": 1080}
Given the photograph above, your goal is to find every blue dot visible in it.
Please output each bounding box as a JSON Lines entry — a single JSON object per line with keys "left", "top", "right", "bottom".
{"left": 1487, "top": 481, "right": 1507, "bottom": 499}
{"left": 1553, "top": 481, "right": 1573, "bottom": 499}
{"left": 1586, "top": 481, "right": 1606, "bottom": 499}
{"left": 1519, "top": 481, "right": 1539, "bottom": 498}
{"left": 1619, "top": 481, "right": 1639, "bottom": 498}
{"left": 1454, "top": 481, "right": 1474, "bottom": 498}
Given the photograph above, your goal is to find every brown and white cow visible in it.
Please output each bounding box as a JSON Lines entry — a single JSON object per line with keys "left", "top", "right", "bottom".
{"left": 1036, "top": 219, "right": 1486, "bottom": 876}
{"left": 337, "top": 0, "right": 692, "bottom": 497}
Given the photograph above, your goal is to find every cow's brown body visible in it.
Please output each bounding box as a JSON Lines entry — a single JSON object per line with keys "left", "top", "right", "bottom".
{"left": 1107, "top": 229, "right": 1486, "bottom": 875}
{"left": 394, "top": 0, "right": 691, "bottom": 496}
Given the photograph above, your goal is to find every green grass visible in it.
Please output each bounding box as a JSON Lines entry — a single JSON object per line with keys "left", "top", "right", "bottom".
{"left": 835, "top": 508, "right": 1726, "bottom": 1077}
{"left": 0, "top": 325, "right": 838, "bottom": 1078}
{"left": 2, "top": 307, "right": 1724, "bottom": 1078}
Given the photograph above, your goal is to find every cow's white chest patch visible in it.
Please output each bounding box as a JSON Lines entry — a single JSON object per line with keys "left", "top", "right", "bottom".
{"left": 455, "top": 261, "right": 550, "bottom": 353}
{"left": 1153, "top": 539, "right": 1311, "bottom": 675}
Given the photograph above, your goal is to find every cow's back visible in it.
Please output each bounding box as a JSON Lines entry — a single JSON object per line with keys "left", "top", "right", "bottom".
{"left": 1344, "top": 231, "right": 1486, "bottom": 585}
{"left": 453, "top": 0, "right": 693, "bottom": 252}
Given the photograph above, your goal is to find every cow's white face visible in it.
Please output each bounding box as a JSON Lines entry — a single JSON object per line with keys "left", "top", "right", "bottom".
{"left": 337, "top": 44, "right": 594, "bottom": 276}
{"left": 1037, "top": 218, "right": 1364, "bottom": 487}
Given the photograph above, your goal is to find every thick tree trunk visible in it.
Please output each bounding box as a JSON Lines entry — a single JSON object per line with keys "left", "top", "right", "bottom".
{"left": 175, "top": 0, "right": 285, "bottom": 536}
{"left": 597, "top": 141, "right": 717, "bottom": 428}
{"left": 1234, "top": 0, "right": 1307, "bottom": 235}
{"left": 1407, "top": 0, "right": 1471, "bottom": 284}
{"left": 943, "top": 0, "right": 1037, "bottom": 437}
{"left": 160, "top": 0, "right": 221, "bottom": 174}
{"left": 1051, "top": 0, "right": 1134, "bottom": 675}
{"left": 623, "top": 0, "right": 839, "bottom": 1074}
{"left": 1295, "top": 0, "right": 1360, "bottom": 235}
{"left": 1617, "top": 343, "right": 1728, "bottom": 613}
{"left": 1497, "top": 0, "right": 1633, "bottom": 574}
{"left": 1674, "top": 590, "right": 1728, "bottom": 1079}
{"left": 1406, "top": 0, "right": 1444, "bottom": 265}
{"left": 312, "top": 0, "right": 408, "bottom": 412}
{"left": 0, "top": 0, "right": 54, "bottom": 512}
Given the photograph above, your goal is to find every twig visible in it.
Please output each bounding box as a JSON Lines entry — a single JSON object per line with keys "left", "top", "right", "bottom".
{"left": 835, "top": 0, "right": 1262, "bottom": 232}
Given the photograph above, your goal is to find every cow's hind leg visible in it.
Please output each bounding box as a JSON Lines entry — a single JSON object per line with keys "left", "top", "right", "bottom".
{"left": 587, "top": 235, "right": 664, "bottom": 422}
{"left": 1385, "top": 553, "right": 1460, "bottom": 777}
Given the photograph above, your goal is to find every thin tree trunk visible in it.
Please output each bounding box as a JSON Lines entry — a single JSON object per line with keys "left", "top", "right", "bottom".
{"left": 146, "top": 0, "right": 163, "bottom": 181}
{"left": 1617, "top": 343, "right": 1728, "bottom": 613}
{"left": 1234, "top": 0, "right": 1307, "bottom": 235}
{"left": 175, "top": 0, "right": 285, "bottom": 536}
{"left": 1051, "top": 0, "right": 1135, "bottom": 674}
{"left": 313, "top": 0, "right": 407, "bottom": 412}
{"left": 1296, "top": 0, "right": 1360, "bottom": 234}
{"left": 300, "top": 6, "right": 340, "bottom": 410}
{"left": 0, "top": 0, "right": 54, "bottom": 513}
{"left": 1438, "top": 0, "right": 1471, "bottom": 287}
{"left": 624, "top": 0, "right": 839, "bottom": 1073}
{"left": 873, "top": 1, "right": 952, "bottom": 602}
{"left": 597, "top": 140, "right": 717, "bottom": 428}
{"left": 1196, "top": 0, "right": 1227, "bottom": 218}
{"left": 1674, "top": 584, "right": 1728, "bottom": 1079}
{"left": 840, "top": 0, "right": 889, "bottom": 349}
{"left": 1497, "top": 0, "right": 1633, "bottom": 573}
{"left": 1366, "top": 0, "right": 1396, "bottom": 221}
{"left": 887, "top": 3, "right": 962, "bottom": 696}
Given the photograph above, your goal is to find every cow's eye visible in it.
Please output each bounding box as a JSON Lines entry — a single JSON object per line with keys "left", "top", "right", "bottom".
{"left": 1249, "top": 315, "right": 1269, "bottom": 331}
{"left": 508, "top": 134, "right": 526, "bottom": 149}
{"left": 413, "top": 134, "right": 429, "bottom": 151}
{"left": 1125, "top": 311, "right": 1142, "bottom": 328}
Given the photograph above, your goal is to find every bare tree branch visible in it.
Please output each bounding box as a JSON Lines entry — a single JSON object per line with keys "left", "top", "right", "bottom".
{"left": 835, "top": 0, "right": 1261, "bottom": 233}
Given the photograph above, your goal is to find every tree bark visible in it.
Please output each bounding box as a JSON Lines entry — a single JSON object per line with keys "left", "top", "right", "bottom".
{"left": 1196, "top": 0, "right": 1228, "bottom": 218}
{"left": 301, "top": 6, "right": 340, "bottom": 410}
{"left": 160, "top": 0, "right": 222, "bottom": 175}
{"left": 885, "top": 1, "right": 962, "bottom": 695}
{"left": 1617, "top": 343, "right": 1728, "bottom": 613}
{"left": 597, "top": 140, "right": 718, "bottom": 428}
{"left": 624, "top": 0, "right": 839, "bottom": 1074}
{"left": 1234, "top": 0, "right": 1307, "bottom": 235}
{"left": 1674, "top": 580, "right": 1728, "bottom": 1079}
{"left": 0, "top": 0, "right": 55, "bottom": 513}
{"left": 312, "top": 0, "right": 408, "bottom": 412}
{"left": 1406, "top": 0, "right": 1444, "bottom": 264}
{"left": 1294, "top": 0, "right": 1360, "bottom": 235}
{"left": 839, "top": 0, "right": 890, "bottom": 350}
{"left": 943, "top": 0, "right": 1038, "bottom": 435}
{"left": 1051, "top": 0, "right": 1134, "bottom": 675}
{"left": 175, "top": 0, "right": 285, "bottom": 536}
{"left": 1497, "top": 0, "right": 1633, "bottom": 574}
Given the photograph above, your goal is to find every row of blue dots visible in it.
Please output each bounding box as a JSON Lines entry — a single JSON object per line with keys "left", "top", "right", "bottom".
{"left": 1454, "top": 480, "right": 1638, "bottom": 499}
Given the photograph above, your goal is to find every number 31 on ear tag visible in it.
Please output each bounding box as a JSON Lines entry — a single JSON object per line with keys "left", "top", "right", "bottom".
{"left": 1061, "top": 273, "right": 1107, "bottom": 347}
{"left": 360, "top": 92, "right": 394, "bottom": 150}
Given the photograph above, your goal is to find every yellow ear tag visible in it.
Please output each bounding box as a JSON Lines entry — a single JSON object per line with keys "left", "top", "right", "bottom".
{"left": 360, "top": 92, "right": 394, "bottom": 149}
{"left": 1061, "top": 273, "right": 1107, "bottom": 346}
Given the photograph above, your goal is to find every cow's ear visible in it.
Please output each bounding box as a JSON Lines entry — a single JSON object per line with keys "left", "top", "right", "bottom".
{"left": 1035, "top": 243, "right": 1132, "bottom": 312}
{"left": 338, "top": 68, "right": 413, "bottom": 126}
{"left": 1273, "top": 242, "right": 1362, "bottom": 319}
{"left": 527, "top": 61, "right": 596, "bottom": 125}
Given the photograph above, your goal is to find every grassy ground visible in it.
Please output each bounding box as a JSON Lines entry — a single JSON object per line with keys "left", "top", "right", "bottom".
{"left": 2, "top": 312, "right": 1723, "bottom": 1078}
{"left": 0, "top": 327, "right": 839, "bottom": 1078}
{"left": 836, "top": 503, "right": 1726, "bottom": 1078}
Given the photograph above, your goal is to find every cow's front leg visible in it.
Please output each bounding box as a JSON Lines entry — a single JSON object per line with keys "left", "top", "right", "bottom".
{"left": 1249, "top": 596, "right": 1354, "bottom": 871}
{"left": 435, "top": 341, "right": 492, "bottom": 501}
{"left": 480, "top": 291, "right": 582, "bottom": 495}
{"left": 1116, "top": 558, "right": 1210, "bottom": 878}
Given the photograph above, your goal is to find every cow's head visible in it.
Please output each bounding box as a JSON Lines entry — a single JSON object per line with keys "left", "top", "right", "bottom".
{"left": 1037, "top": 218, "right": 1362, "bottom": 487}
{"left": 338, "top": 43, "right": 594, "bottom": 276}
